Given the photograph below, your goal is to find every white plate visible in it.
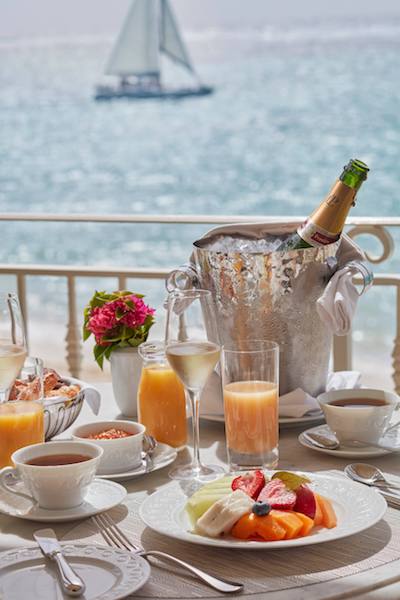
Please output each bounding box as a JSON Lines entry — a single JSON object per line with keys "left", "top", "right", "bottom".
{"left": 139, "top": 472, "right": 387, "bottom": 549}
{"left": 201, "top": 413, "right": 325, "bottom": 429}
{"left": 299, "top": 424, "right": 391, "bottom": 458}
{"left": 0, "top": 543, "right": 150, "bottom": 600}
{"left": 98, "top": 442, "right": 177, "bottom": 481}
{"left": 0, "top": 479, "right": 127, "bottom": 522}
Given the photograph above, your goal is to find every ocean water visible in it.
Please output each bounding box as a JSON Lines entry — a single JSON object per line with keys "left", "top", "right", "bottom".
{"left": 0, "top": 17, "right": 399, "bottom": 379}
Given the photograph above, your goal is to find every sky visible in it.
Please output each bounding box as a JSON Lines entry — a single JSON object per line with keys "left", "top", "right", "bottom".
{"left": 1, "top": 0, "right": 400, "bottom": 37}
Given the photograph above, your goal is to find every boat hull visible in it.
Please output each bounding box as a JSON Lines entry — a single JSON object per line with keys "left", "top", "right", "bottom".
{"left": 94, "top": 85, "right": 213, "bottom": 101}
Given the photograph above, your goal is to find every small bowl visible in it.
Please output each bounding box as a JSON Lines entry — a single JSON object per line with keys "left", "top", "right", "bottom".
{"left": 72, "top": 420, "right": 145, "bottom": 474}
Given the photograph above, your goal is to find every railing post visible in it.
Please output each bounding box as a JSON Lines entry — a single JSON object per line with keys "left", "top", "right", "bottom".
{"left": 392, "top": 285, "right": 400, "bottom": 394}
{"left": 333, "top": 333, "right": 353, "bottom": 372}
{"left": 65, "top": 275, "right": 83, "bottom": 378}
{"left": 118, "top": 276, "right": 127, "bottom": 290}
{"left": 16, "top": 273, "right": 29, "bottom": 351}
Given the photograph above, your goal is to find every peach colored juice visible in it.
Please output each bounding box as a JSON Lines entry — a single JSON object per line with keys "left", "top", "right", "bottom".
{"left": 224, "top": 380, "right": 278, "bottom": 455}
{"left": 138, "top": 364, "right": 187, "bottom": 448}
{"left": 0, "top": 401, "right": 44, "bottom": 468}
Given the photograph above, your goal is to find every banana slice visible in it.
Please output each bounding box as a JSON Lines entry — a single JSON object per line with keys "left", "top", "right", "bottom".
{"left": 195, "top": 489, "right": 254, "bottom": 537}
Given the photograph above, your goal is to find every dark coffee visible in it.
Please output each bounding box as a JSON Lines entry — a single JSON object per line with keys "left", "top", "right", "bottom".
{"left": 328, "top": 398, "right": 388, "bottom": 409}
{"left": 26, "top": 454, "right": 92, "bottom": 466}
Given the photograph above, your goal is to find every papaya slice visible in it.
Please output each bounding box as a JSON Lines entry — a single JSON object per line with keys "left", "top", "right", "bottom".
{"left": 255, "top": 515, "right": 286, "bottom": 541}
{"left": 231, "top": 513, "right": 286, "bottom": 541}
{"left": 313, "top": 493, "right": 324, "bottom": 526}
{"left": 270, "top": 510, "right": 303, "bottom": 539}
{"left": 231, "top": 513, "right": 256, "bottom": 539}
{"left": 314, "top": 493, "right": 337, "bottom": 529}
{"left": 294, "top": 512, "right": 314, "bottom": 536}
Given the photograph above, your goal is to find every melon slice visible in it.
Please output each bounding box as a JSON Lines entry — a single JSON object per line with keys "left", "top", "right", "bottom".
{"left": 314, "top": 493, "right": 337, "bottom": 529}
{"left": 270, "top": 510, "right": 303, "bottom": 539}
{"left": 185, "top": 476, "right": 234, "bottom": 524}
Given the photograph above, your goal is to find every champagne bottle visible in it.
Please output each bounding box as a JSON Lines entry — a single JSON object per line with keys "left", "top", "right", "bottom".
{"left": 278, "top": 159, "right": 369, "bottom": 251}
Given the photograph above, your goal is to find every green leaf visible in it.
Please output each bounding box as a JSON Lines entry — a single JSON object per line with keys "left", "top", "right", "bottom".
{"left": 271, "top": 471, "right": 311, "bottom": 490}
{"left": 82, "top": 327, "right": 91, "bottom": 341}
{"left": 93, "top": 344, "right": 110, "bottom": 369}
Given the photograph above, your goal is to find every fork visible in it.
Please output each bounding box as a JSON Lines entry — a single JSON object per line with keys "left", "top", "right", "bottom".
{"left": 92, "top": 513, "right": 243, "bottom": 594}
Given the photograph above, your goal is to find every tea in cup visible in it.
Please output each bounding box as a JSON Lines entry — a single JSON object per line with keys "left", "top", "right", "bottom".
{"left": 317, "top": 388, "right": 400, "bottom": 446}
{"left": 0, "top": 440, "right": 103, "bottom": 509}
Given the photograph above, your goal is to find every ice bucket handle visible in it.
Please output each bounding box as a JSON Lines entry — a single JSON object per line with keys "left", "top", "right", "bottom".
{"left": 345, "top": 260, "right": 374, "bottom": 295}
{"left": 165, "top": 263, "right": 199, "bottom": 292}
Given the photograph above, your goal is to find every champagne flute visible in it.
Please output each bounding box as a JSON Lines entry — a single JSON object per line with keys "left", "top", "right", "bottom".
{"left": 0, "top": 293, "right": 27, "bottom": 403}
{"left": 165, "top": 289, "right": 225, "bottom": 481}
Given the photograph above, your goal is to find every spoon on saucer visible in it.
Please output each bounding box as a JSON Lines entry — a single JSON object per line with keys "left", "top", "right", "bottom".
{"left": 303, "top": 431, "right": 340, "bottom": 450}
{"left": 142, "top": 434, "right": 157, "bottom": 472}
{"left": 344, "top": 463, "right": 400, "bottom": 491}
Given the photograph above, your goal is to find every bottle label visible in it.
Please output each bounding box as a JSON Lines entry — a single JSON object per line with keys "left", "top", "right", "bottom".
{"left": 297, "top": 219, "right": 340, "bottom": 247}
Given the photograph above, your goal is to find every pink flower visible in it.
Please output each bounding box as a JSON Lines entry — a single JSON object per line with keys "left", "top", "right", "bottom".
{"left": 121, "top": 296, "right": 155, "bottom": 328}
{"left": 86, "top": 295, "right": 154, "bottom": 346}
{"left": 87, "top": 304, "right": 117, "bottom": 344}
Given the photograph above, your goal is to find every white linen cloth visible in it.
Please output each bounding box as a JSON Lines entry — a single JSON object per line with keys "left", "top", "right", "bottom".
{"left": 316, "top": 265, "right": 360, "bottom": 336}
{"left": 201, "top": 370, "right": 361, "bottom": 419}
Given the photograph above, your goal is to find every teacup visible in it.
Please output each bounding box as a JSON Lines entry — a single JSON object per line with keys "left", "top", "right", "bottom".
{"left": 317, "top": 388, "right": 400, "bottom": 446}
{"left": 0, "top": 440, "right": 103, "bottom": 510}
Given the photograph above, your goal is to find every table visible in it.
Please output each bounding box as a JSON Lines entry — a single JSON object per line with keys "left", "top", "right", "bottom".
{"left": 1, "top": 383, "right": 400, "bottom": 599}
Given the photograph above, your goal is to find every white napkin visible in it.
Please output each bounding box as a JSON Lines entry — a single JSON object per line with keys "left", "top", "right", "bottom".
{"left": 316, "top": 265, "right": 361, "bottom": 336}
{"left": 83, "top": 385, "right": 101, "bottom": 415}
{"left": 201, "top": 370, "right": 362, "bottom": 419}
{"left": 279, "top": 371, "right": 362, "bottom": 417}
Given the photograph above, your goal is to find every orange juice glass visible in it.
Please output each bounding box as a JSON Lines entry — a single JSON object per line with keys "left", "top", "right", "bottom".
{"left": 0, "top": 400, "right": 44, "bottom": 468}
{"left": 138, "top": 341, "right": 187, "bottom": 449}
{"left": 222, "top": 340, "right": 279, "bottom": 470}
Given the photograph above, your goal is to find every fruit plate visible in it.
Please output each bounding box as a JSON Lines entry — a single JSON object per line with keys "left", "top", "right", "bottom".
{"left": 139, "top": 472, "right": 387, "bottom": 549}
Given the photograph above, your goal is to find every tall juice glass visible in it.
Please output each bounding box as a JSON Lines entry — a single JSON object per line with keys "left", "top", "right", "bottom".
{"left": 0, "top": 355, "right": 44, "bottom": 468}
{"left": 222, "top": 340, "right": 279, "bottom": 471}
{"left": 0, "top": 292, "right": 44, "bottom": 467}
{"left": 138, "top": 341, "right": 187, "bottom": 449}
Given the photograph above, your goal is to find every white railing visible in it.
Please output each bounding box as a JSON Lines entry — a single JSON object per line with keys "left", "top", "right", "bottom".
{"left": 0, "top": 213, "right": 398, "bottom": 391}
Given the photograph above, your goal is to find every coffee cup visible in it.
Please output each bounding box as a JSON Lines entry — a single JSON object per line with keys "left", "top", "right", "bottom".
{"left": 0, "top": 440, "right": 103, "bottom": 510}
{"left": 317, "top": 388, "right": 400, "bottom": 446}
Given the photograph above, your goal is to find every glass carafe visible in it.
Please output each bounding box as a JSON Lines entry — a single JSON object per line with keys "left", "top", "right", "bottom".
{"left": 138, "top": 341, "right": 187, "bottom": 449}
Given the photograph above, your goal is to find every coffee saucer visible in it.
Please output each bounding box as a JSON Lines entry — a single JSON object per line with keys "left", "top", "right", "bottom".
{"left": 97, "top": 442, "right": 177, "bottom": 481}
{"left": 299, "top": 424, "right": 391, "bottom": 458}
{"left": 0, "top": 478, "right": 126, "bottom": 522}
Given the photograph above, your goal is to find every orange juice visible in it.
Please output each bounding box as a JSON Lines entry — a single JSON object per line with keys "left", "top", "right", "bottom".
{"left": 138, "top": 364, "right": 187, "bottom": 448}
{"left": 0, "top": 401, "right": 44, "bottom": 467}
{"left": 223, "top": 380, "right": 278, "bottom": 455}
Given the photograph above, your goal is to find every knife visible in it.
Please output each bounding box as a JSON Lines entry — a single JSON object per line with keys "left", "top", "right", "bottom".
{"left": 34, "top": 528, "right": 86, "bottom": 597}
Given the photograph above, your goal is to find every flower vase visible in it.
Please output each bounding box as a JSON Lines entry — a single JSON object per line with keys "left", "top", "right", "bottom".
{"left": 110, "top": 347, "right": 142, "bottom": 417}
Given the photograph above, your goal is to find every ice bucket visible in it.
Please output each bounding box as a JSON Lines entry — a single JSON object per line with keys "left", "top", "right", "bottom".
{"left": 167, "top": 222, "right": 369, "bottom": 397}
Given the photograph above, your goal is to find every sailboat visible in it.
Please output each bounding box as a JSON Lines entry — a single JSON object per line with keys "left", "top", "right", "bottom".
{"left": 95, "top": 0, "right": 213, "bottom": 100}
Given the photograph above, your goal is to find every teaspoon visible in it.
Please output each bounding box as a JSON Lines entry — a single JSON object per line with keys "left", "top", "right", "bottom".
{"left": 303, "top": 431, "right": 340, "bottom": 450}
{"left": 142, "top": 434, "right": 157, "bottom": 472}
{"left": 344, "top": 463, "right": 400, "bottom": 491}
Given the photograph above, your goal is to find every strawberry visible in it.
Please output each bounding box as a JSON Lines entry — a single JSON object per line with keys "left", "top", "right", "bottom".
{"left": 257, "top": 479, "right": 296, "bottom": 510}
{"left": 231, "top": 470, "right": 265, "bottom": 500}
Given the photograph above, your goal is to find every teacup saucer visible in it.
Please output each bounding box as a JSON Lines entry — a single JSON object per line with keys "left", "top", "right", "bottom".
{"left": 0, "top": 478, "right": 126, "bottom": 522}
{"left": 299, "top": 424, "right": 391, "bottom": 458}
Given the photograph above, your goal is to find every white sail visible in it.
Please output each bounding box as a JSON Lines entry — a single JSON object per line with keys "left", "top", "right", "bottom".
{"left": 159, "top": 0, "right": 194, "bottom": 73}
{"left": 106, "top": 0, "right": 160, "bottom": 76}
